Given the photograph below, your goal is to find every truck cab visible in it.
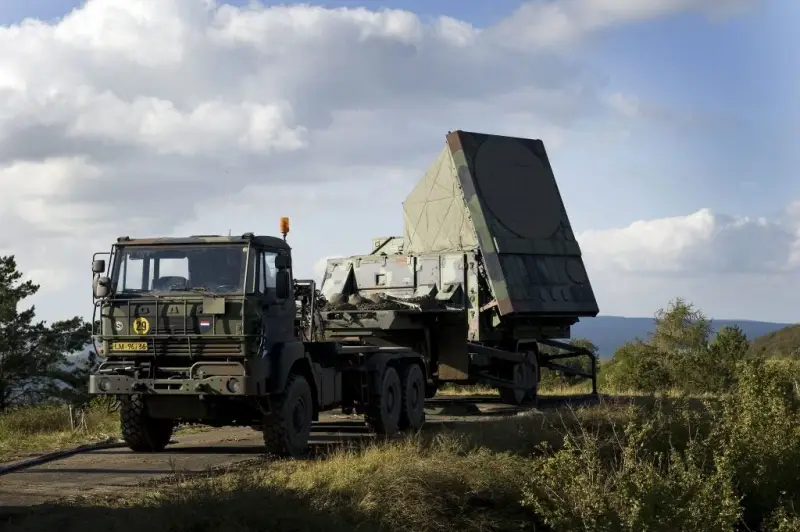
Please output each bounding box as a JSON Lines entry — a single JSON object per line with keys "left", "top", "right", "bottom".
{"left": 90, "top": 233, "right": 294, "bottom": 392}
{"left": 88, "top": 225, "right": 427, "bottom": 457}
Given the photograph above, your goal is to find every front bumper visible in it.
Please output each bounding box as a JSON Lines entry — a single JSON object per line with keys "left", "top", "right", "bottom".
{"left": 89, "top": 374, "right": 250, "bottom": 396}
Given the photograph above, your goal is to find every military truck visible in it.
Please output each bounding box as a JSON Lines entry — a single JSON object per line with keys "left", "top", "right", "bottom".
{"left": 88, "top": 224, "right": 428, "bottom": 458}
{"left": 319, "top": 130, "right": 599, "bottom": 404}
{"left": 87, "top": 129, "right": 599, "bottom": 458}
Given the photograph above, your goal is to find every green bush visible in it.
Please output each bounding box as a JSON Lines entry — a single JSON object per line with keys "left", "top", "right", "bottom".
{"left": 711, "top": 359, "right": 800, "bottom": 526}
{"left": 522, "top": 357, "right": 800, "bottom": 531}
{"left": 601, "top": 298, "right": 753, "bottom": 395}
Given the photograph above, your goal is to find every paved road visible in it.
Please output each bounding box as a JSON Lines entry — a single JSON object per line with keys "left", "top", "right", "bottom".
{"left": 0, "top": 396, "right": 580, "bottom": 510}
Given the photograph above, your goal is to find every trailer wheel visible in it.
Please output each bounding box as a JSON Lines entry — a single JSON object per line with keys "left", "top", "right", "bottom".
{"left": 119, "top": 395, "right": 174, "bottom": 452}
{"left": 498, "top": 362, "right": 535, "bottom": 406}
{"left": 399, "top": 363, "right": 426, "bottom": 431}
{"left": 525, "top": 356, "right": 539, "bottom": 403}
{"left": 262, "top": 373, "right": 313, "bottom": 457}
{"left": 365, "top": 366, "right": 402, "bottom": 437}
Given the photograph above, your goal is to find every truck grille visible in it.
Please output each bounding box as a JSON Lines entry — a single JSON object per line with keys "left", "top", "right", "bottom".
{"left": 151, "top": 339, "right": 244, "bottom": 357}
{"left": 154, "top": 317, "right": 206, "bottom": 335}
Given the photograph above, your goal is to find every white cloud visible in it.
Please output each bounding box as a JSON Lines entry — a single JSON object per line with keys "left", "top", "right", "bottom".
{"left": 491, "top": 0, "right": 754, "bottom": 48}
{"left": 574, "top": 206, "right": 800, "bottom": 321}
{"left": 0, "top": 0, "right": 784, "bottom": 325}
{"left": 578, "top": 208, "right": 799, "bottom": 275}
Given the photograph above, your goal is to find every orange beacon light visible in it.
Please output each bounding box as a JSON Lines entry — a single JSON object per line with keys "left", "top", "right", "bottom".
{"left": 279, "top": 217, "right": 290, "bottom": 239}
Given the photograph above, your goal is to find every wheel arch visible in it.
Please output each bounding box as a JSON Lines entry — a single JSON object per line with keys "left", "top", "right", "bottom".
{"left": 362, "top": 351, "right": 426, "bottom": 391}
{"left": 269, "top": 341, "right": 321, "bottom": 419}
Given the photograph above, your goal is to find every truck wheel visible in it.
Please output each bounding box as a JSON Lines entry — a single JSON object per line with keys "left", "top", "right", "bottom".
{"left": 425, "top": 382, "right": 438, "bottom": 399}
{"left": 365, "top": 366, "right": 402, "bottom": 437}
{"left": 498, "top": 363, "right": 534, "bottom": 406}
{"left": 262, "top": 373, "right": 313, "bottom": 458}
{"left": 119, "top": 395, "right": 174, "bottom": 452}
{"left": 525, "top": 356, "right": 539, "bottom": 403}
{"left": 399, "top": 363, "right": 426, "bottom": 431}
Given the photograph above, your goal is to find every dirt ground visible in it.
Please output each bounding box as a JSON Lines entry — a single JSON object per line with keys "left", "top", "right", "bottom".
{"left": 0, "top": 396, "right": 552, "bottom": 511}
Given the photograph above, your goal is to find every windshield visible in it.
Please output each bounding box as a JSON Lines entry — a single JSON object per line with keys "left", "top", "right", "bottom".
{"left": 112, "top": 245, "right": 249, "bottom": 294}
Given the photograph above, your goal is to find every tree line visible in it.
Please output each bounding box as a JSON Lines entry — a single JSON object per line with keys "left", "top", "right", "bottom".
{"left": 0, "top": 255, "right": 95, "bottom": 412}
{"left": 542, "top": 297, "right": 781, "bottom": 395}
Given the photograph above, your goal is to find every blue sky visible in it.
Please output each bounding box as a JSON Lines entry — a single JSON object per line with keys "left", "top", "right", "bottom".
{"left": 3, "top": 0, "right": 793, "bottom": 228}
{"left": 586, "top": 1, "right": 798, "bottom": 223}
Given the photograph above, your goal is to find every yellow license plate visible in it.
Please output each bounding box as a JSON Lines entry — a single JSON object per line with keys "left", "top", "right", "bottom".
{"left": 111, "top": 342, "right": 149, "bottom": 352}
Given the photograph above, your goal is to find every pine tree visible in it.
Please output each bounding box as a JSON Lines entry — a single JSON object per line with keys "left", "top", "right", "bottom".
{"left": 0, "top": 255, "right": 92, "bottom": 411}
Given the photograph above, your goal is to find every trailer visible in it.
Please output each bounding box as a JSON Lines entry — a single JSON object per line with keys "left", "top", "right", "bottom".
{"left": 319, "top": 130, "right": 600, "bottom": 404}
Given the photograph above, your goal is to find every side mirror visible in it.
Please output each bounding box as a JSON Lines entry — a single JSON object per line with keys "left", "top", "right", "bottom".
{"left": 274, "top": 253, "right": 291, "bottom": 270}
{"left": 275, "top": 270, "right": 292, "bottom": 300}
{"left": 93, "top": 276, "right": 111, "bottom": 299}
{"left": 92, "top": 259, "right": 106, "bottom": 274}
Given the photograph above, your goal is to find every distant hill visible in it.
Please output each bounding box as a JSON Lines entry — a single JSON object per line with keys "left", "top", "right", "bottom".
{"left": 749, "top": 324, "right": 800, "bottom": 358}
{"left": 571, "top": 316, "right": 793, "bottom": 359}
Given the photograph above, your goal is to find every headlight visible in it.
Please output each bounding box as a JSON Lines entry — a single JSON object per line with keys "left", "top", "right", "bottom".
{"left": 226, "top": 378, "right": 242, "bottom": 394}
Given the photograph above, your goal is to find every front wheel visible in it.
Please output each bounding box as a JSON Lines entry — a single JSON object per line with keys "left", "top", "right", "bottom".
{"left": 262, "top": 373, "right": 314, "bottom": 457}
{"left": 119, "top": 395, "right": 174, "bottom": 452}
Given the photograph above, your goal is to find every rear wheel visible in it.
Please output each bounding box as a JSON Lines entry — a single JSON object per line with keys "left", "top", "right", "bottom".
{"left": 262, "top": 373, "right": 314, "bottom": 457}
{"left": 119, "top": 395, "right": 174, "bottom": 452}
{"left": 365, "top": 366, "right": 402, "bottom": 437}
{"left": 498, "top": 362, "right": 535, "bottom": 406}
{"left": 399, "top": 363, "right": 426, "bottom": 431}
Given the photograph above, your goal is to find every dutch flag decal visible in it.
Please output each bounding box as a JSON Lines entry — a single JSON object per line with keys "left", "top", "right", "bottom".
{"left": 199, "top": 319, "right": 211, "bottom": 331}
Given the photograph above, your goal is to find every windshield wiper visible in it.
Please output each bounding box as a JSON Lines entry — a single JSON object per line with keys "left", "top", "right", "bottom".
{"left": 187, "top": 287, "right": 222, "bottom": 297}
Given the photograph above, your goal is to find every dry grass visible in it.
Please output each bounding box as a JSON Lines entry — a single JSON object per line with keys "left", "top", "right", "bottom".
{"left": 0, "top": 402, "right": 210, "bottom": 463}
{"left": 4, "top": 362, "right": 800, "bottom": 531}
{"left": 436, "top": 383, "right": 498, "bottom": 396}
{"left": 437, "top": 380, "right": 595, "bottom": 397}
{"left": 1, "top": 401, "right": 615, "bottom": 532}
{"left": 0, "top": 403, "right": 120, "bottom": 463}
{"left": 2, "top": 438, "right": 536, "bottom": 532}
{"left": 0, "top": 397, "right": 668, "bottom": 532}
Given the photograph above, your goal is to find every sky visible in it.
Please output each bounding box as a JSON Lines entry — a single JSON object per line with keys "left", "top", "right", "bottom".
{"left": 0, "top": 0, "right": 797, "bottom": 324}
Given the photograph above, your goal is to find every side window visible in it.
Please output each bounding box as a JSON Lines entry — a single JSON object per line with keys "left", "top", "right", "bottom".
{"left": 257, "top": 251, "right": 277, "bottom": 294}
{"left": 263, "top": 252, "right": 277, "bottom": 290}
{"left": 258, "top": 253, "right": 267, "bottom": 294}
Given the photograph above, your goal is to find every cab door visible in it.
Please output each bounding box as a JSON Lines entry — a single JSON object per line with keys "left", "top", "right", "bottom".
{"left": 257, "top": 249, "right": 295, "bottom": 344}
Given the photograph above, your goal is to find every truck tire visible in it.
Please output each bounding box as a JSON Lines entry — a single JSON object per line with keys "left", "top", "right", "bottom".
{"left": 399, "top": 363, "right": 426, "bottom": 431}
{"left": 425, "top": 382, "right": 438, "bottom": 399}
{"left": 262, "top": 373, "right": 313, "bottom": 458}
{"left": 525, "top": 356, "right": 539, "bottom": 403}
{"left": 365, "top": 365, "right": 402, "bottom": 437}
{"left": 498, "top": 362, "right": 535, "bottom": 406}
{"left": 119, "top": 395, "right": 174, "bottom": 452}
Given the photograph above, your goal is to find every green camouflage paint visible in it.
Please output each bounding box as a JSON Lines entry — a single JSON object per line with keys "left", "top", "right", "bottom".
{"left": 321, "top": 130, "right": 598, "bottom": 343}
